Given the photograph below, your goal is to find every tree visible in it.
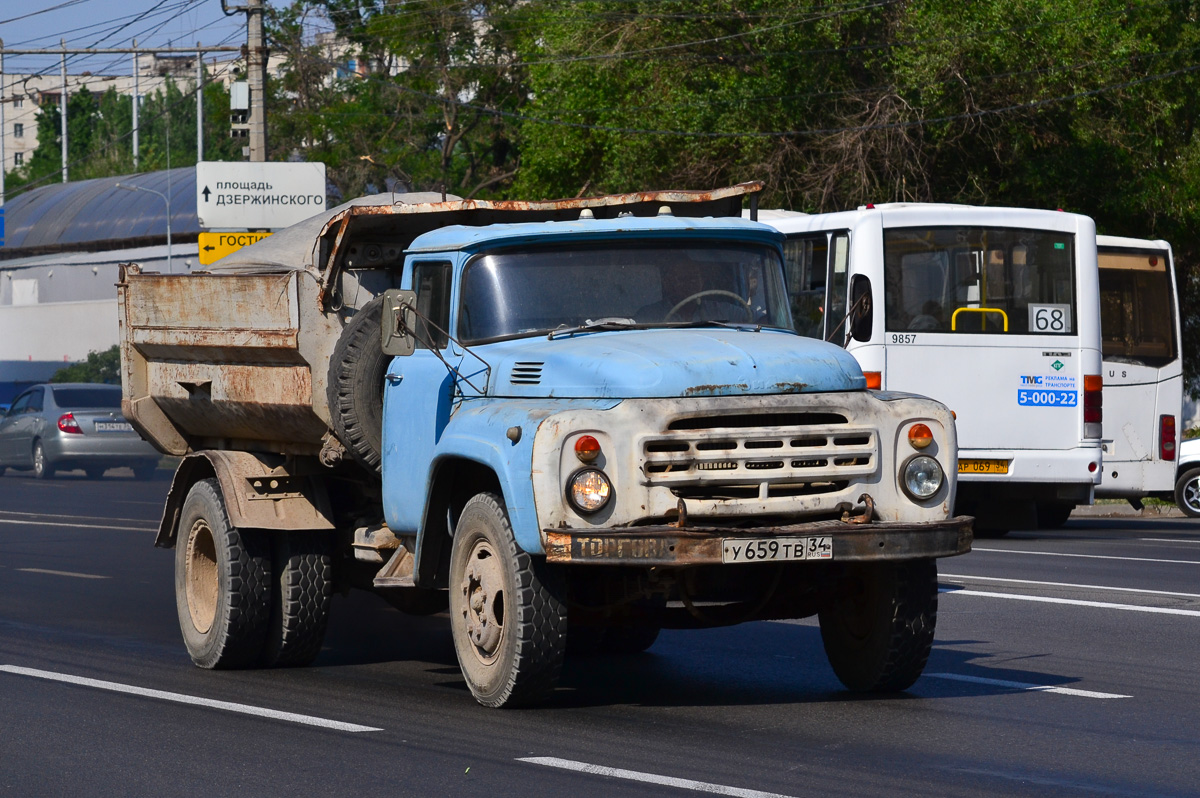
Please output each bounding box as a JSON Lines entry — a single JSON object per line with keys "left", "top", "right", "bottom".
{"left": 51, "top": 346, "right": 121, "bottom": 384}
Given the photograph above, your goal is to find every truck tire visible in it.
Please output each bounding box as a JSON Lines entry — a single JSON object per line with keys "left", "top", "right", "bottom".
{"left": 818, "top": 558, "right": 937, "bottom": 692}
{"left": 175, "top": 478, "right": 272, "bottom": 669}
{"left": 449, "top": 492, "right": 567, "bottom": 708}
{"left": 327, "top": 295, "right": 388, "bottom": 473}
{"left": 262, "top": 531, "right": 333, "bottom": 668}
{"left": 1175, "top": 467, "right": 1200, "bottom": 517}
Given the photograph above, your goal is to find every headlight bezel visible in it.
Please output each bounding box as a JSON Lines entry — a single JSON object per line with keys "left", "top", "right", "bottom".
{"left": 566, "top": 467, "right": 613, "bottom": 514}
{"left": 901, "top": 454, "right": 944, "bottom": 501}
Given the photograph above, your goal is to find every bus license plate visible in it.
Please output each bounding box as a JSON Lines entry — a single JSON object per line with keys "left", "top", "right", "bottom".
{"left": 958, "top": 459, "right": 1009, "bottom": 474}
{"left": 721, "top": 536, "right": 833, "bottom": 564}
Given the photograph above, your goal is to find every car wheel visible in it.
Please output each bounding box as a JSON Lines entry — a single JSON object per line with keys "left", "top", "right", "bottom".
{"left": 1175, "top": 467, "right": 1200, "bottom": 518}
{"left": 32, "top": 441, "right": 54, "bottom": 480}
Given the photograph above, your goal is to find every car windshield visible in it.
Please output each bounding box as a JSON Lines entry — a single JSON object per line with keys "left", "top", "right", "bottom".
{"left": 884, "top": 226, "right": 1076, "bottom": 335}
{"left": 458, "top": 242, "right": 791, "bottom": 343}
{"left": 53, "top": 386, "right": 122, "bottom": 408}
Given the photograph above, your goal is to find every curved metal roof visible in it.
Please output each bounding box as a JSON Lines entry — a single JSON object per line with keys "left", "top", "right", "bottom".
{"left": 2, "top": 167, "right": 199, "bottom": 251}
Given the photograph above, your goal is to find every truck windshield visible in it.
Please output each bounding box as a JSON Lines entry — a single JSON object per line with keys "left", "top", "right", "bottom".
{"left": 458, "top": 242, "right": 791, "bottom": 343}
{"left": 884, "top": 226, "right": 1076, "bottom": 335}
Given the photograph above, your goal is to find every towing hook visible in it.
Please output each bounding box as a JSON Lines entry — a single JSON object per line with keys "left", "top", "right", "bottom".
{"left": 669, "top": 498, "right": 689, "bottom": 529}
{"left": 841, "top": 493, "right": 876, "bottom": 525}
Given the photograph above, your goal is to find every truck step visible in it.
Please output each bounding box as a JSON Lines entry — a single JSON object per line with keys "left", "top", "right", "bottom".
{"left": 373, "top": 574, "right": 416, "bottom": 589}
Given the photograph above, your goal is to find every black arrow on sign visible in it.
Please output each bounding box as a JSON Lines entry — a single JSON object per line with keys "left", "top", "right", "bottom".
{"left": 203, "top": 245, "right": 216, "bottom": 251}
{"left": 202, "top": 186, "right": 211, "bottom": 201}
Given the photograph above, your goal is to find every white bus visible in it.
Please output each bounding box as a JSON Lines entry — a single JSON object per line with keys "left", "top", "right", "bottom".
{"left": 758, "top": 204, "right": 1104, "bottom": 533}
{"left": 1095, "top": 235, "right": 1182, "bottom": 506}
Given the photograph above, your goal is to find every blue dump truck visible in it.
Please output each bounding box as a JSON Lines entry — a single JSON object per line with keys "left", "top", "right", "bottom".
{"left": 119, "top": 184, "right": 972, "bottom": 707}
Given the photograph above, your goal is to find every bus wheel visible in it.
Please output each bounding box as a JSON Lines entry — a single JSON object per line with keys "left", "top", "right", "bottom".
{"left": 1175, "top": 468, "right": 1200, "bottom": 518}
{"left": 1036, "top": 502, "right": 1074, "bottom": 529}
{"left": 449, "top": 493, "right": 567, "bottom": 708}
{"left": 818, "top": 559, "right": 937, "bottom": 692}
{"left": 175, "top": 478, "right": 272, "bottom": 669}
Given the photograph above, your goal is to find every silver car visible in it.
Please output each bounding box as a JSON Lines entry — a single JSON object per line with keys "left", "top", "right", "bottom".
{"left": 0, "top": 383, "right": 161, "bottom": 479}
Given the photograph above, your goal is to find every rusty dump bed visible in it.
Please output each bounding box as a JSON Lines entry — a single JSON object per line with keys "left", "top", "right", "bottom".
{"left": 119, "top": 183, "right": 763, "bottom": 457}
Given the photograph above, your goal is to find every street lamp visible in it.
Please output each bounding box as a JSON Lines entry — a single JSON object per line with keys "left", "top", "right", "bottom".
{"left": 115, "top": 182, "right": 172, "bottom": 273}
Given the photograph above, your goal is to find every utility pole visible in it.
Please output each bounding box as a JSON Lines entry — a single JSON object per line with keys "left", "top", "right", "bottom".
{"left": 196, "top": 43, "right": 204, "bottom": 162}
{"left": 247, "top": 0, "right": 267, "bottom": 161}
{"left": 60, "top": 39, "right": 67, "bottom": 183}
{"left": 132, "top": 39, "right": 139, "bottom": 170}
{"left": 1, "top": 39, "right": 6, "bottom": 210}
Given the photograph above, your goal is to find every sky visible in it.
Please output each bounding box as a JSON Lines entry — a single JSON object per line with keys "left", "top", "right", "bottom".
{"left": 0, "top": 1, "right": 271, "bottom": 77}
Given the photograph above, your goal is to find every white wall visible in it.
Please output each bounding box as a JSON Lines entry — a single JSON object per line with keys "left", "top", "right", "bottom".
{"left": 0, "top": 299, "right": 118, "bottom": 363}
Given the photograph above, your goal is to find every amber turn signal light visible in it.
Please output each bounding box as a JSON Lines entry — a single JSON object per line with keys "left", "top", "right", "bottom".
{"left": 907, "top": 423, "right": 933, "bottom": 449}
{"left": 574, "top": 435, "right": 601, "bottom": 462}
{"left": 863, "top": 371, "right": 882, "bottom": 390}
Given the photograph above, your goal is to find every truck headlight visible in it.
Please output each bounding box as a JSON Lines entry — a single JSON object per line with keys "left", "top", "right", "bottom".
{"left": 567, "top": 468, "right": 612, "bottom": 514}
{"left": 901, "top": 455, "right": 943, "bottom": 500}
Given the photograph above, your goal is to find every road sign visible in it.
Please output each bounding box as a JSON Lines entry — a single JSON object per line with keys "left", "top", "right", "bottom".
{"left": 196, "top": 161, "right": 327, "bottom": 230}
{"left": 198, "top": 231, "right": 273, "bottom": 265}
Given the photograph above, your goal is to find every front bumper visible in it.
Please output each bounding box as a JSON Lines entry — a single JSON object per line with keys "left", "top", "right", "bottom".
{"left": 544, "top": 515, "right": 973, "bottom": 566}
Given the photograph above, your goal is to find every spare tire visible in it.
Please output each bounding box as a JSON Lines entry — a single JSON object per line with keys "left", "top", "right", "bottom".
{"left": 327, "top": 295, "right": 388, "bottom": 472}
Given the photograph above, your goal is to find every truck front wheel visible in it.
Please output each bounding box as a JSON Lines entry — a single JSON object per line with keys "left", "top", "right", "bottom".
{"left": 175, "top": 479, "right": 272, "bottom": 669}
{"left": 449, "top": 493, "right": 567, "bottom": 707}
{"left": 818, "top": 559, "right": 937, "bottom": 692}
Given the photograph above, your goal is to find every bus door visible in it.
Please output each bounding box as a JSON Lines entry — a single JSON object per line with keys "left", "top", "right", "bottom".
{"left": 1097, "top": 244, "right": 1182, "bottom": 496}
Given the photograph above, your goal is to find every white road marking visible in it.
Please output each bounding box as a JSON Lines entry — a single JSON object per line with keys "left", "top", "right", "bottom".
{"left": 1141, "top": 538, "right": 1200, "bottom": 544}
{"left": 0, "top": 665, "right": 382, "bottom": 733}
{"left": 942, "top": 587, "right": 1200, "bottom": 617}
{"left": 927, "top": 673, "right": 1130, "bottom": 699}
{"left": 941, "top": 573, "right": 1200, "bottom": 599}
{"left": 17, "top": 568, "right": 108, "bottom": 580}
{"left": 0, "top": 509, "right": 152, "bottom": 524}
{"left": 0, "top": 518, "right": 153, "bottom": 533}
{"left": 518, "top": 757, "right": 798, "bottom": 798}
{"left": 973, "top": 547, "right": 1200, "bottom": 566}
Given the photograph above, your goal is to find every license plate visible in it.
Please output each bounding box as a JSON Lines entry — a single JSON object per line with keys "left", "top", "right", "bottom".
{"left": 958, "top": 459, "right": 1009, "bottom": 474}
{"left": 94, "top": 421, "right": 133, "bottom": 433}
{"left": 721, "top": 536, "right": 833, "bottom": 564}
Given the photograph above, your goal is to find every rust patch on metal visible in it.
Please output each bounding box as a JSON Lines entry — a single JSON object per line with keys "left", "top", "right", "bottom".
{"left": 774, "top": 382, "right": 808, "bottom": 393}
{"left": 684, "top": 384, "right": 749, "bottom": 396}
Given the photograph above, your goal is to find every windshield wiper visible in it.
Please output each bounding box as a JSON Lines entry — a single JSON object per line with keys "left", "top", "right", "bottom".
{"left": 664, "top": 319, "right": 763, "bottom": 332}
{"left": 547, "top": 317, "right": 643, "bottom": 339}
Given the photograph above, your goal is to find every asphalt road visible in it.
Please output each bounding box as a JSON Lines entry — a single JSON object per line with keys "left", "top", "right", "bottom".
{"left": 2, "top": 472, "right": 1200, "bottom": 797}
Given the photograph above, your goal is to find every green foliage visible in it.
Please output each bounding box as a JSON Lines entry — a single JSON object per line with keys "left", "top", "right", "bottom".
{"left": 50, "top": 346, "right": 121, "bottom": 384}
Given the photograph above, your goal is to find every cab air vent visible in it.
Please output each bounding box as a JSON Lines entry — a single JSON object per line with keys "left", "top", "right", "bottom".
{"left": 510, "top": 362, "right": 544, "bottom": 385}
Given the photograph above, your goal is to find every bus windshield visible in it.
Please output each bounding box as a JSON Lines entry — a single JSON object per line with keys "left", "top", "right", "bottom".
{"left": 884, "top": 227, "right": 1076, "bottom": 335}
{"left": 458, "top": 242, "right": 792, "bottom": 343}
{"left": 1098, "top": 248, "right": 1177, "bottom": 366}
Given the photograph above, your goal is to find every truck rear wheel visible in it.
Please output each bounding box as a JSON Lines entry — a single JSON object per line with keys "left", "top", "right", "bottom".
{"left": 449, "top": 493, "right": 567, "bottom": 708}
{"left": 262, "top": 531, "right": 333, "bottom": 668}
{"left": 328, "top": 295, "right": 387, "bottom": 473}
{"left": 818, "top": 558, "right": 937, "bottom": 692}
{"left": 175, "top": 479, "right": 272, "bottom": 669}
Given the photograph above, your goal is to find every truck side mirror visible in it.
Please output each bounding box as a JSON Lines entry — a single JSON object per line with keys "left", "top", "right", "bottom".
{"left": 850, "top": 275, "right": 872, "bottom": 343}
{"left": 381, "top": 289, "right": 419, "bottom": 356}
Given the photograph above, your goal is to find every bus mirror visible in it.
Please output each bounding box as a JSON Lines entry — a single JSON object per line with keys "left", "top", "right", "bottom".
{"left": 381, "top": 289, "right": 418, "bottom": 356}
{"left": 850, "top": 275, "right": 872, "bottom": 342}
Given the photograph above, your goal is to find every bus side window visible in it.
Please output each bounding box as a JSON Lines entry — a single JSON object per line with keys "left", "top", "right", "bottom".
{"left": 782, "top": 235, "right": 829, "bottom": 340}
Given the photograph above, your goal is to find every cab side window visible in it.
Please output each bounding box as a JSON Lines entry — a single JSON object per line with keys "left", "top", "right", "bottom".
{"left": 412, "top": 261, "right": 452, "bottom": 349}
